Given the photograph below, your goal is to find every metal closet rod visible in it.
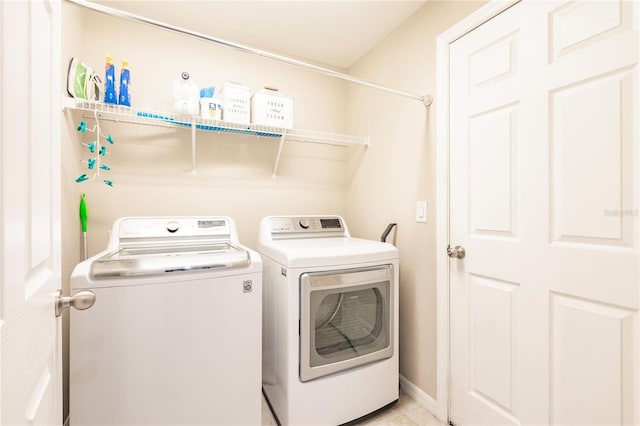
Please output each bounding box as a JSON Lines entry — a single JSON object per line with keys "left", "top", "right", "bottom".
{"left": 65, "top": 0, "right": 433, "bottom": 107}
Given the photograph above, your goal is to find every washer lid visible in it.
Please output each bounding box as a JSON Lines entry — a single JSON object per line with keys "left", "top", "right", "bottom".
{"left": 256, "top": 237, "right": 398, "bottom": 268}
{"left": 90, "top": 242, "right": 250, "bottom": 278}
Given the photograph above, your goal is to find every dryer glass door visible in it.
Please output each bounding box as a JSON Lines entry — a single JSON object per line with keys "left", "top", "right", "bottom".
{"left": 300, "top": 265, "right": 394, "bottom": 382}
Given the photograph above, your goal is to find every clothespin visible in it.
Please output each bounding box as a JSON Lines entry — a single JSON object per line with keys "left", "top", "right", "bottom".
{"left": 83, "top": 141, "right": 96, "bottom": 153}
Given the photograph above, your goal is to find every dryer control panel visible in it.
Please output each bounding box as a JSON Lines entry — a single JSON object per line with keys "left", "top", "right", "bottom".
{"left": 262, "top": 216, "right": 349, "bottom": 240}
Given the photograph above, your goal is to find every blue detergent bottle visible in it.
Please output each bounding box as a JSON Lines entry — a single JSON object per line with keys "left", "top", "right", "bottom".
{"left": 104, "top": 53, "right": 117, "bottom": 104}
{"left": 118, "top": 59, "right": 131, "bottom": 106}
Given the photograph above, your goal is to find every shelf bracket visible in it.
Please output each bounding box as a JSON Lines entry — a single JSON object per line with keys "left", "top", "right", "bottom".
{"left": 190, "top": 121, "right": 197, "bottom": 175}
{"left": 272, "top": 133, "right": 287, "bottom": 179}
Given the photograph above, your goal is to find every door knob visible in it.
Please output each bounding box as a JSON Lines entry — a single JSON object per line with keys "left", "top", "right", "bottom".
{"left": 55, "top": 289, "right": 96, "bottom": 317}
{"left": 447, "top": 245, "right": 466, "bottom": 259}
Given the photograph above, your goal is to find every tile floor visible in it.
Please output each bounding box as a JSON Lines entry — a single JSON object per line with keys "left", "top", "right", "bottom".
{"left": 261, "top": 388, "right": 446, "bottom": 426}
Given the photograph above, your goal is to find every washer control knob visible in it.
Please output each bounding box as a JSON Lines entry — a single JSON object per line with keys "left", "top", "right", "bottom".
{"left": 167, "top": 220, "right": 180, "bottom": 233}
{"left": 299, "top": 219, "right": 310, "bottom": 229}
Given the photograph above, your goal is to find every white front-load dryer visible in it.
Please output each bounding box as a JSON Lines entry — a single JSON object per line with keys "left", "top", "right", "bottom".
{"left": 257, "top": 215, "right": 399, "bottom": 425}
{"left": 70, "top": 216, "right": 262, "bottom": 425}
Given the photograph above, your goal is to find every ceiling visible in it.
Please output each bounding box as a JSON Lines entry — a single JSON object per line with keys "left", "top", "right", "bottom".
{"left": 94, "top": 1, "right": 427, "bottom": 69}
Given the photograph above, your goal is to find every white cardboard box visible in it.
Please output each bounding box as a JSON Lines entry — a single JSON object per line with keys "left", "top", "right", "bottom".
{"left": 221, "top": 82, "right": 251, "bottom": 125}
{"left": 251, "top": 88, "right": 294, "bottom": 129}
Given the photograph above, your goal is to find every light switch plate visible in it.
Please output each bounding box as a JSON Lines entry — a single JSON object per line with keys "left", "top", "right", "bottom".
{"left": 416, "top": 201, "right": 427, "bottom": 223}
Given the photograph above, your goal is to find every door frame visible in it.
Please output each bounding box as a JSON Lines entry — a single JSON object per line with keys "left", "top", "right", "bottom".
{"left": 434, "top": 0, "right": 520, "bottom": 422}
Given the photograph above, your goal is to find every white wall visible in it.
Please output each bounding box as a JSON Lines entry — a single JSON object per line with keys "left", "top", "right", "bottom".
{"left": 346, "top": 0, "right": 486, "bottom": 399}
{"left": 61, "top": 5, "right": 357, "bottom": 255}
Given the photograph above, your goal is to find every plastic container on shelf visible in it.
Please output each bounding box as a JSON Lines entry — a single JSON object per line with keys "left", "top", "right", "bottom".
{"left": 104, "top": 53, "right": 117, "bottom": 105}
{"left": 118, "top": 59, "right": 131, "bottom": 107}
{"left": 172, "top": 72, "right": 199, "bottom": 116}
{"left": 198, "top": 86, "right": 221, "bottom": 119}
{"left": 221, "top": 82, "right": 251, "bottom": 125}
{"left": 251, "top": 87, "right": 293, "bottom": 128}
{"left": 200, "top": 98, "right": 222, "bottom": 120}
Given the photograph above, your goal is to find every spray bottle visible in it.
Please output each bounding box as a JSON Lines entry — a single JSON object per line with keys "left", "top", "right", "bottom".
{"left": 104, "top": 53, "right": 117, "bottom": 104}
{"left": 118, "top": 59, "right": 131, "bottom": 107}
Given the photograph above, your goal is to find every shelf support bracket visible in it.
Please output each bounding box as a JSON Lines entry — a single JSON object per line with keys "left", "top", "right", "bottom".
{"left": 272, "top": 133, "right": 287, "bottom": 179}
{"left": 190, "top": 121, "right": 197, "bottom": 175}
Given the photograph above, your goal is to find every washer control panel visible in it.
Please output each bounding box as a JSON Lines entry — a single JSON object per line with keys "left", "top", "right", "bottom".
{"left": 112, "top": 217, "right": 234, "bottom": 245}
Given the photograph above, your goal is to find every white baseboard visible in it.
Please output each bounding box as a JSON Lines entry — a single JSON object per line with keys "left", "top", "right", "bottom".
{"left": 399, "top": 375, "right": 441, "bottom": 417}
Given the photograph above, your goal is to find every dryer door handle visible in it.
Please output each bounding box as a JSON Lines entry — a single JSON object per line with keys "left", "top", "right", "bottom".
{"left": 55, "top": 289, "right": 96, "bottom": 317}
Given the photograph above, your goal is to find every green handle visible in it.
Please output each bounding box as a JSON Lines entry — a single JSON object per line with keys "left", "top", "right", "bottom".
{"left": 79, "top": 193, "right": 88, "bottom": 233}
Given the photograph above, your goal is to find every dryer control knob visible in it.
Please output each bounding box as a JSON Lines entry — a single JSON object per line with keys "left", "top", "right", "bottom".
{"left": 167, "top": 220, "right": 180, "bottom": 233}
{"left": 299, "top": 219, "right": 310, "bottom": 229}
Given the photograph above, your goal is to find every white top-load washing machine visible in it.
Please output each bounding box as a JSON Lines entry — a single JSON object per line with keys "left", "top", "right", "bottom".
{"left": 257, "top": 215, "right": 399, "bottom": 425}
{"left": 70, "top": 216, "right": 262, "bottom": 425}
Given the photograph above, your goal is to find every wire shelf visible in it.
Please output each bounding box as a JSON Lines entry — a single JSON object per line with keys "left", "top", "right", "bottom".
{"left": 63, "top": 98, "right": 370, "bottom": 147}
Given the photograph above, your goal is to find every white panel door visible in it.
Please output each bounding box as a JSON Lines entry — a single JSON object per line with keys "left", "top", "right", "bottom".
{"left": 449, "top": 0, "right": 639, "bottom": 424}
{"left": 0, "top": 1, "right": 62, "bottom": 425}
